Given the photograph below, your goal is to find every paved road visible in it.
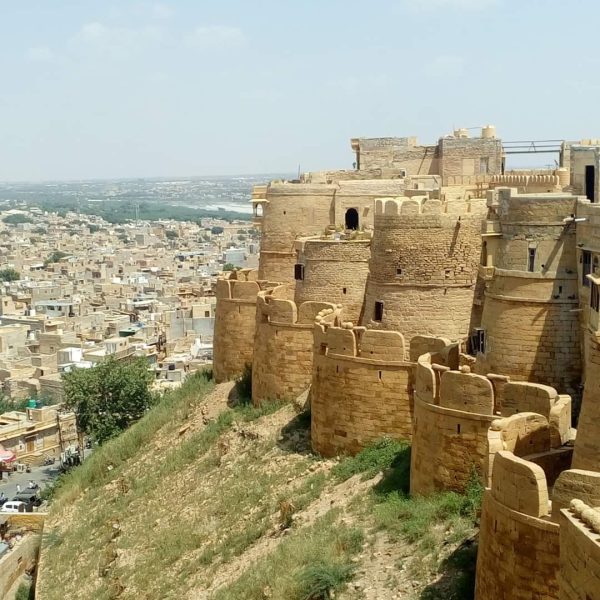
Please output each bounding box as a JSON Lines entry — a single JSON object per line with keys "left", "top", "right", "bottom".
{"left": 0, "top": 463, "right": 59, "bottom": 501}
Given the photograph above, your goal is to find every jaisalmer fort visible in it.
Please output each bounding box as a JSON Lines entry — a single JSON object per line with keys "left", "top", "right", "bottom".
{"left": 213, "top": 127, "right": 600, "bottom": 599}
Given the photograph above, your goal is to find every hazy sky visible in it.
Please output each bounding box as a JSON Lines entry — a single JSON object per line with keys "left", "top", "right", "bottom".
{"left": 0, "top": 0, "right": 598, "bottom": 181}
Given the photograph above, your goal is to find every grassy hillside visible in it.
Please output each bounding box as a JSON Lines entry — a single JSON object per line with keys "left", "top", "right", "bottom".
{"left": 37, "top": 371, "right": 481, "bottom": 600}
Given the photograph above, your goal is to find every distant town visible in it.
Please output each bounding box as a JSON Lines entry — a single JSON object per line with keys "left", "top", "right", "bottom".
{"left": 0, "top": 200, "right": 260, "bottom": 465}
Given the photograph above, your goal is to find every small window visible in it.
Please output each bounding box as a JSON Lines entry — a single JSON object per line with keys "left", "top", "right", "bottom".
{"left": 583, "top": 251, "right": 592, "bottom": 287}
{"left": 342, "top": 287, "right": 347, "bottom": 294}
{"left": 480, "top": 157, "right": 489, "bottom": 175}
{"left": 294, "top": 264, "right": 304, "bottom": 281}
{"left": 471, "top": 328, "right": 485, "bottom": 354}
{"left": 528, "top": 248, "right": 536, "bottom": 272}
{"left": 374, "top": 301, "right": 384, "bottom": 322}
{"left": 592, "top": 284, "right": 600, "bottom": 313}
{"left": 396, "top": 267, "right": 403, "bottom": 276}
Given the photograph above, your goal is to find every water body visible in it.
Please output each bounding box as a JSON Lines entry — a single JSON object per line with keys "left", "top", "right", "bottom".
{"left": 0, "top": 174, "right": 291, "bottom": 217}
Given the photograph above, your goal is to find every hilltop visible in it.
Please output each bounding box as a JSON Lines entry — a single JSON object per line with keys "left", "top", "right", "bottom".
{"left": 37, "top": 371, "right": 481, "bottom": 600}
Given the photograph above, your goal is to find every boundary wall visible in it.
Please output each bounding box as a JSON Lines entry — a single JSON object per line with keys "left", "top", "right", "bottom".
{"left": 294, "top": 237, "right": 370, "bottom": 323}
{"left": 475, "top": 188, "right": 582, "bottom": 397}
{"left": 475, "top": 451, "right": 560, "bottom": 600}
{"left": 251, "top": 285, "right": 338, "bottom": 405}
{"left": 213, "top": 269, "right": 278, "bottom": 383}
{"left": 410, "top": 349, "right": 572, "bottom": 495}
{"left": 310, "top": 321, "right": 447, "bottom": 456}
{"left": 559, "top": 500, "right": 600, "bottom": 600}
{"left": 363, "top": 196, "right": 485, "bottom": 341}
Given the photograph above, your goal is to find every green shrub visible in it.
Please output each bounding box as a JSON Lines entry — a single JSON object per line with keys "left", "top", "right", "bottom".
{"left": 298, "top": 562, "right": 356, "bottom": 600}
{"left": 332, "top": 438, "right": 410, "bottom": 484}
{"left": 15, "top": 582, "right": 33, "bottom": 600}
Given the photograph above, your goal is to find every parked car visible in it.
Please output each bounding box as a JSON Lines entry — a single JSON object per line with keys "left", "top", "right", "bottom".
{"left": 1, "top": 501, "right": 26, "bottom": 513}
{"left": 13, "top": 491, "right": 42, "bottom": 508}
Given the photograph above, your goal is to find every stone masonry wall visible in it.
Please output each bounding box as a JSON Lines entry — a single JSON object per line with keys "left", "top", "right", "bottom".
{"left": 213, "top": 269, "right": 273, "bottom": 383}
{"left": 251, "top": 285, "right": 338, "bottom": 405}
{"left": 362, "top": 196, "right": 486, "bottom": 341}
{"left": 572, "top": 334, "right": 600, "bottom": 471}
{"left": 475, "top": 452, "right": 560, "bottom": 600}
{"left": 559, "top": 502, "right": 600, "bottom": 600}
{"left": 410, "top": 350, "right": 572, "bottom": 495}
{"left": 295, "top": 238, "right": 370, "bottom": 323}
{"left": 410, "top": 354, "right": 495, "bottom": 495}
{"left": 311, "top": 324, "right": 416, "bottom": 457}
{"left": 476, "top": 189, "right": 583, "bottom": 397}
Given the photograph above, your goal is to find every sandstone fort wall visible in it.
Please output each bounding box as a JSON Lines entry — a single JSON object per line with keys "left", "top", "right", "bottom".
{"left": 362, "top": 197, "right": 485, "bottom": 341}
{"left": 251, "top": 285, "right": 338, "bottom": 404}
{"left": 475, "top": 451, "right": 560, "bottom": 600}
{"left": 410, "top": 349, "right": 572, "bottom": 495}
{"left": 294, "top": 238, "right": 370, "bottom": 323}
{"left": 213, "top": 269, "right": 276, "bottom": 383}
{"left": 476, "top": 189, "right": 582, "bottom": 396}
{"left": 310, "top": 327, "right": 444, "bottom": 457}
{"left": 559, "top": 501, "right": 600, "bottom": 600}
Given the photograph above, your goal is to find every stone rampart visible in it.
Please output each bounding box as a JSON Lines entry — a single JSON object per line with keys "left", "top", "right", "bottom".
{"left": 294, "top": 237, "right": 370, "bottom": 323}
{"left": 476, "top": 188, "right": 582, "bottom": 397}
{"left": 363, "top": 196, "right": 485, "bottom": 341}
{"left": 475, "top": 451, "right": 560, "bottom": 600}
{"left": 311, "top": 326, "right": 447, "bottom": 457}
{"left": 213, "top": 269, "right": 277, "bottom": 383}
{"left": 410, "top": 349, "right": 572, "bottom": 495}
{"left": 251, "top": 285, "right": 338, "bottom": 405}
{"left": 559, "top": 500, "right": 600, "bottom": 600}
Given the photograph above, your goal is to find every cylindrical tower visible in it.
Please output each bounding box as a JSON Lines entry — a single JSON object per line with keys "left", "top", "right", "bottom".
{"left": 474, "top": 188, "right": 582, "bottom": 397}
{"left": 257, "top": 183, "right": 337, "bottom": 283}
{"left": 362, "top": 196, "right": 486, "bottom": 342}
{"left": 213, "top": 269, "right": 272, "bottom": 383}
{"left": 294, "top": 237, "right": 370, "bottom": 323}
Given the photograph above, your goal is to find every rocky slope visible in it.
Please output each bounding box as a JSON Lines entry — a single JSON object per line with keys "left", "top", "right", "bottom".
{"left": 36, "top": 372, "right": 478, "bottom": 600}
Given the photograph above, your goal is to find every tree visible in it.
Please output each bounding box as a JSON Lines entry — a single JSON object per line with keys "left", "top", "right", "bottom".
{"left": 0, "top": 268, "right": 20, "bottom": 282}
{"left": 63, "top": 357, "right": 155, "bottom": 444}
{"left": 3, "top": 214, "right": 34, "bottom": 225}
{"left": 211, "top": 226, "right": 224, "bottom": 235}
{"left": 45, "top": 250, "right": 69, "bottom": 265}
{"left": 222, "top": 263, "right": 236, "bottom": 271}
{"left": 165, "top": 230, "right": 179, "bottom": 240}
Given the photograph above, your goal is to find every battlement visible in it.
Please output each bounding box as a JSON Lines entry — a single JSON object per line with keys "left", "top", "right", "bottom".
{"left": 213, "top": 270, "right": 281, "bottom": 384}
{"left": 215, "top": 269, "right": 276, "bottom": 302}
{"left": 310, "top": 326, "right": 448, "bottom": 457}
{"left": 416, "top": 351, "right": 571, "bottom": 431}
{"left": 314, "top": 322, "right": 407, "bottom": 362}
{"left": 374, "top": 195, "right": 482, "bottom": 218}
{"left": 475, "top": 451, "right": 561, "bottom": 600}
{"left": 256, "top": 285, "right": 338, "bottom": 327}
{"left": 491, "top": 451, "right": 551, "bottom": 518}
{"left": 559, "top": 499, "right": 600, "bottom": 600}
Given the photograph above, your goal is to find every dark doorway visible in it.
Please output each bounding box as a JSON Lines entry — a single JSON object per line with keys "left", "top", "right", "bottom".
{"left": 585, "top": 165, "right": 596, "bottom": 202}
{"left": 345, "top": 208, "right": 359, "bottom": 230}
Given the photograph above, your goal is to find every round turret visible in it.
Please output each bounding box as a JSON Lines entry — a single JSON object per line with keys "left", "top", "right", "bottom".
{"left": 475, "top": 187, "right": 581, "bottom": 396}
{"left": 362, "top": 196, "right": 486, "bottom": 342}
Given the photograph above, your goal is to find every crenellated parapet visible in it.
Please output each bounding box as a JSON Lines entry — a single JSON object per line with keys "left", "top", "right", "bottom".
{"left": 251, "top": 285, "right": 339, "bottom": 405}
{"left": 475, "top": 451, "right": 561, "bottom": 600}
{"left": 475, "top": 187, "right": 584, "bottom": 397}
{"left": 410, "top": 347, "right": 573, "bottom": 496}
{"left": 310, "top": 317, "right": 447, "bottom": 456}
{"left": 213, "top": 269, "right": 280, "bottom": 383}
{"left": 294, "top": 236, "right": 371, "bottom": 323}
{"left": 364, "top": 195, "right": 486, "bottom": 339}
{"left": 559, "top": 499, "right": 600, "bottom": 600}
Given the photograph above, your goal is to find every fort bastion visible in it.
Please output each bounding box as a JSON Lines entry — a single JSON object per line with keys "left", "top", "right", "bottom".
{"left": 212, "top": 130, "right": 600, "bottom": 599}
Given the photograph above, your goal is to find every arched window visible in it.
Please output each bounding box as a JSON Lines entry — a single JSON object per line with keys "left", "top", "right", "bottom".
{"left": 345, "top": 208, "right": 359, "bottom": 230}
